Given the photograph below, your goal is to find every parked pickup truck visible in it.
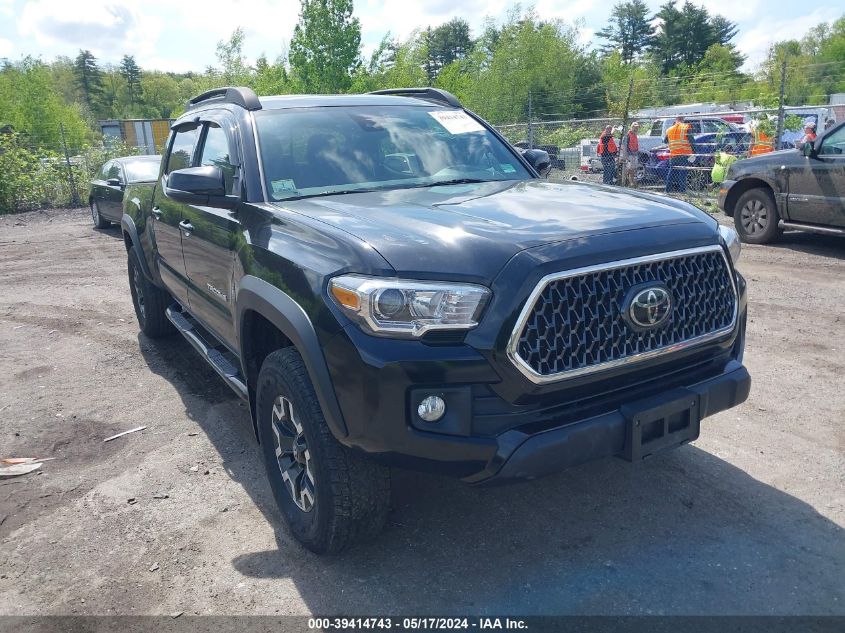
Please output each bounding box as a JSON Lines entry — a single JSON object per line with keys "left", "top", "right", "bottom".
{"left": 121, "top": 86, "right": 750, "bottom": 553}
{"left": 719, "top": 120, "right": 845, "bottom": 243}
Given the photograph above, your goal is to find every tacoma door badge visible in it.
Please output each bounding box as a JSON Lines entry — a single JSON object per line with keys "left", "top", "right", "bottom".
{"left": 206, "top": 283, "right": 229, "bottom": 303}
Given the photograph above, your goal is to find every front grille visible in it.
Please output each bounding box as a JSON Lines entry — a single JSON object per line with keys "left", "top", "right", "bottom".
{"left": 508, "top": 246, "right": 737, "bottom": 383}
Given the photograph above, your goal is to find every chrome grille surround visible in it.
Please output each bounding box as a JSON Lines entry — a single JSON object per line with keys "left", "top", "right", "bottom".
{"left": 507, "top": 245, "right": 738, "bottom": 384}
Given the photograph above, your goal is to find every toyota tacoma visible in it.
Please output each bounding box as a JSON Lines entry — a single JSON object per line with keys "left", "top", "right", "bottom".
{"left": 120, "top": 86, "right": 751, "bottom": 553}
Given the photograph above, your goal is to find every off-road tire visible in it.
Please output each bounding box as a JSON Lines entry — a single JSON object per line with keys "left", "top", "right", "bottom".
{"left": 127, "top": 247, "right": 174, "bottom": 338}
{"left": 256, "top": 348, "right": 390, "bottom": 554}
{"left": 91, "top": 200, "right": 109, "bottom": 229}
{"left": 734, "top": 188, "right": 781, "bottom": 244}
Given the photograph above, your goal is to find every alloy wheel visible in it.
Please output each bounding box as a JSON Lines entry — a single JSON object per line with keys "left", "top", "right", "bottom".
{"left": 739, "top": 199, "right": 768, "bottom": 235}
{"left": 132, "top": 264, "right": 146, "bottom": 321}
{"left": 271, "top": 396, "right": 316, "bottom": 512}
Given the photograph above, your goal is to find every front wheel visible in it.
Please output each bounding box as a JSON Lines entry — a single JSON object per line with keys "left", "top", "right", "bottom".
{"left": 127, "top": 247, "right": 174, "bottom": 338}
{"left": 256, "top": 348, "right": 390, "bottom": 554}
{"left": 734, "top": 188, "right": 781, "bottom": 244}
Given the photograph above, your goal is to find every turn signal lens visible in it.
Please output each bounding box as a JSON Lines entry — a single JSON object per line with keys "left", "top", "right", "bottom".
{"left": 330, "top": 285, "right": 360, "bottom": 310}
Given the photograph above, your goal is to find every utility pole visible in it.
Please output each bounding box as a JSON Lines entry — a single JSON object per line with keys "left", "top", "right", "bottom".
{"left": 620, "top": 75, "right": 635, "bottom": 186}
{"left": 775, "top": 60, "right": 787, "bottom": 150}
{"left": 60, "top": 123, "right": 81, "bottom": 207}
{"left": 527, "top": 91, "right": 534, "bottom": 150}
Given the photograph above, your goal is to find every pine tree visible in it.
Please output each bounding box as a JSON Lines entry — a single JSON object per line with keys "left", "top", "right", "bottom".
{"left": 73, "top": 50, "right": 103, "bottom": 113}
{"left": 597, "top": 1, "right": 655, "bottom": 63}
{"left": 119, "top": 55, "right": 143, "bottom": 109}
{"left": 651, "top": 1, "right": 740, "bottom": 73}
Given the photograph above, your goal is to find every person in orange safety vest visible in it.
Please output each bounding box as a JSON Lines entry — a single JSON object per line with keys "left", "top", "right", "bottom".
{"left": 749, "top": 120, "right": 775, "bottom": 157}
{"left": 597, "top": 124, "right": 618, "bottom": 184}
{"left": 664, "top": 115, "right": 694, "bottom": 193}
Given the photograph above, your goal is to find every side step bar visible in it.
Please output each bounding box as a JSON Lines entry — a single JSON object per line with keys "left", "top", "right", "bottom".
{"left": 165, "top": 304, "right": 248, "bottom": 399}
{"left": 779, "top": 220, "right": 845, "bottom": 236}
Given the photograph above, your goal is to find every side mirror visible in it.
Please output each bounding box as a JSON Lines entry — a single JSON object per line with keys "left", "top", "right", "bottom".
{"left": 106, "top": 178, "right": 122, "bottom": 187}
{"left": 165, "top": 166, "right": 236, "bottom": 208}
{"left": 802, "top": 142, "right": 816, "bottom": 158}
{"left": 522, "top": 149, "right": 552, "bottom": 177}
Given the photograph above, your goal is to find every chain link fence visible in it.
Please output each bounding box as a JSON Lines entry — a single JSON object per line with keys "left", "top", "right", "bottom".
{"left": 494, "top": 104, "right": 837, "bottom": 207}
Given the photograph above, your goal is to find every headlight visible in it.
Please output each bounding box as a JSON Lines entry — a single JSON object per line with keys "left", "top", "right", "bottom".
{"left": 329, "top": 275, "right": 491, "bottom": 338}
{"left": 719, "top": 225, "right": 741, "bottom": 264}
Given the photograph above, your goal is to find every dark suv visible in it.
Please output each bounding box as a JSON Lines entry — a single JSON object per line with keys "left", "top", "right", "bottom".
{"left": 121, "top": 87, "right": 750, "bottom": 553}
{"left": 719, "top": 120, "right": 845, "bottom": 242}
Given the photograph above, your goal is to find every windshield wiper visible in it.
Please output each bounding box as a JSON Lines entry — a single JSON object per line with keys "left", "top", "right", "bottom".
{"left": 425, "top": 178, "right": 495, "bottom": 186}
{"left": 275, "top": 178, "right": 500, "bottom": 202}
{"left": 278, "top": 187, "right": 383, "bottom": 201}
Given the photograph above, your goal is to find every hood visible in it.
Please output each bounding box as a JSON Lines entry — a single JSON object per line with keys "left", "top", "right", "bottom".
{"left": 273, "top": 180, "right": 716, "bottom": 282}
{"left": 731, "top": 148, "right": 798, "bottom": 172}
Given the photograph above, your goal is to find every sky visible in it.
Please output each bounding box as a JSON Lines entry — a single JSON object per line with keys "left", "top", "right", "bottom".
{"left": 0, "top": 0, "right": 842, "bottom": 74}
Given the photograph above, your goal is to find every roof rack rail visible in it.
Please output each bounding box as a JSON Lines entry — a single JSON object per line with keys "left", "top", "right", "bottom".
{"left": 368, "top": 88, "right": 461, "bottom": 108}
{"left": 186, "top": 87, "right": 262, "bottom": 111}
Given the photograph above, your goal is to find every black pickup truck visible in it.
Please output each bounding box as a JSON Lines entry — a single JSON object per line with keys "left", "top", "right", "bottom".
{"left": 719, "top": 120, "right": 845, "bottom": 243}
{"left": 121, "top": 86, "right": 750, "bottom": 553}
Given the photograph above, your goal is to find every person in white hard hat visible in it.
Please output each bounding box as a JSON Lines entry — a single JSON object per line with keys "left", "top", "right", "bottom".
{"left": 798, "top": 121, "right": 817, "bottom": 146}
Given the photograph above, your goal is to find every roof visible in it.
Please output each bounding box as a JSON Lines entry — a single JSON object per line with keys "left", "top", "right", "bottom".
{"left": 256, "top": 94, "right": 452, "bottom": 110}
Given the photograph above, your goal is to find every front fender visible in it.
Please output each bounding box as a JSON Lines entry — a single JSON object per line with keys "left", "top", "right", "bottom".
{"left": 236, "top": 275, "right": 348, "bottom": 440}
{"left": 120, "top": 214, "right": 153, "bottom": 281}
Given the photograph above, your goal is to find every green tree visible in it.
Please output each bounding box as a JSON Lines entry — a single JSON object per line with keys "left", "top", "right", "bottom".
{"left": 0, "top": 57, "right": 90, "bottom": 147}
{"left": 101, "top": 65, "right": 123, "bottom": 117}
{"left": 49, "top": 56, "right": 79, "bottom": 107}
{"left": 462, "top": 7, "right": 600, "bottom": 124}
{"left": 597, "top": 0, "right": 655, "bottom": 63}
{"left": 216, "top": 27, "right": 252, "bottom": 85}
{"left": 651, "top": 1, "right": 739, "bottom": 74}
{"left": 424, "top": 18, "right": 473, "bottom": 81}
{"left": 119, "top": 55, "right": 143, "bottom": 110}
{"left": 254, "top": 54, "right": 291, "bottom": 95}
{"left": 139, "top": 72, "right": 182, "bottom": 118}
{"left": 73, "top": 50, "right": 103, "bottom": 114}
{"left": 601, "top": 51, "right": 660, "bottom": 117}
{"left": 289, "top": 0, "right": 361, "bottom": 93}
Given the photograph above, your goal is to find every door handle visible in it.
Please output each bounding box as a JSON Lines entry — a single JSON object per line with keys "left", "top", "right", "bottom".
{"left": 151, "top": 207, "right": 163, "bottom": 220}
{"left": 178, "top": 220, "right": 194, "bottom": 234}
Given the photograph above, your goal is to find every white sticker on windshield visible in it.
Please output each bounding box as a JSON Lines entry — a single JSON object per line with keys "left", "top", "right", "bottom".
{"left": 428, "top": 110, "right": 485, "bottom": 134}
{"left": 271, "top": 179, "right": 297, "bottom": 197}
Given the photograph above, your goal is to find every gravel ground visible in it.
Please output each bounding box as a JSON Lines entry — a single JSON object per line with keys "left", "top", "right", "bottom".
{"left": 0, "top": 206, "right": 843, "bottom": 616}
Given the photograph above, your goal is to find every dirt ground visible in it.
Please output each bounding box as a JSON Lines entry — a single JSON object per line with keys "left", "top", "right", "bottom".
{"left": 0, "top": 206, "right": 843, "bottom": 616}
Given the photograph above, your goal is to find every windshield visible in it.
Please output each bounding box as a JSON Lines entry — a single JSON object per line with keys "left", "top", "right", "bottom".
{"left": 124, "top": 158, "right": 161, "bottom": 183}
{"left": 255, "top": 105, "right": 531, "bottom": 201}
{"left": 700, "top": 120, "right": 733, "bottom": 134}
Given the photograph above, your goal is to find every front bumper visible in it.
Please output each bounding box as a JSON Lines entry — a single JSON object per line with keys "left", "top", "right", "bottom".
{"left": 323, "top": 304, "right": 750, "bottom": 484}
{"left": 474, "top": 361, "right": 749, "bottom": 483}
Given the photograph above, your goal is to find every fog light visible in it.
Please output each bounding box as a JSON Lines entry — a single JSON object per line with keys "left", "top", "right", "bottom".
{"left": 417, "top": 395, "right": 446, "bottom": 422}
